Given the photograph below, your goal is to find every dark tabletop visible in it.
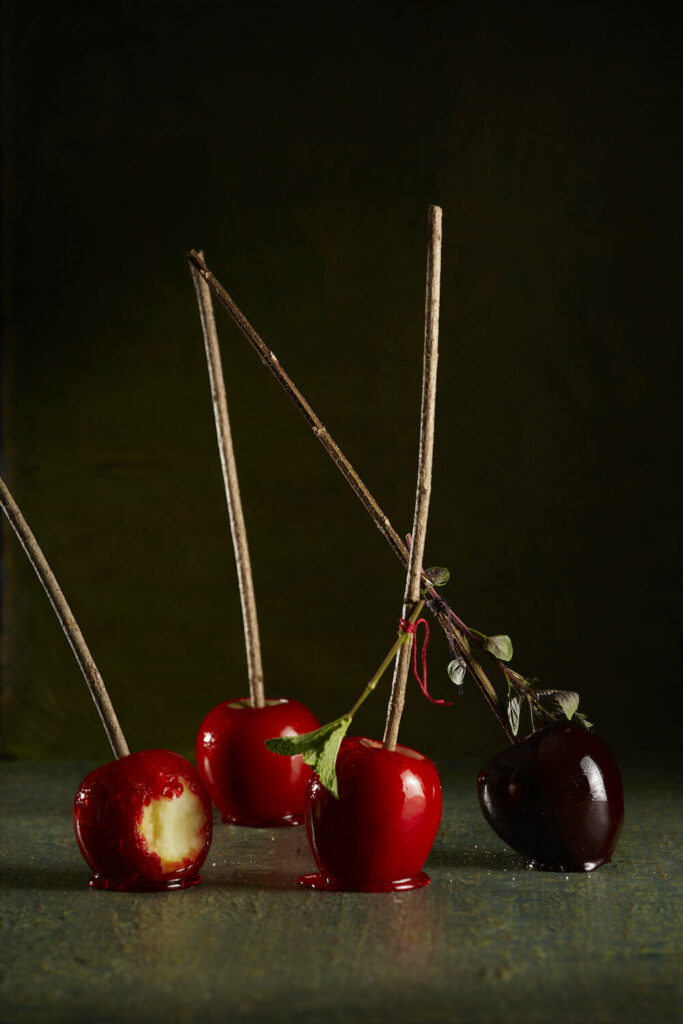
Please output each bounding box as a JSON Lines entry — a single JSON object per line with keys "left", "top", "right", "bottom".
{"left": 1, "top": 759, "right": 681, "bottom": 1024}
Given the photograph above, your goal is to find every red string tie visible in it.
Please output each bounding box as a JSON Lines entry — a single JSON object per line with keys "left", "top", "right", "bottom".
{"left": 398, "top": 618, "right": 453, "bottom": 706}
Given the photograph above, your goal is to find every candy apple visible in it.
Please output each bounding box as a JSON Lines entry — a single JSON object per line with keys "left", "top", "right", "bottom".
{"left": 478, "top": 721, "right": 624, "bottom": 872}
{"left": 298, "top": 736, "right": 442, "bottom": 891}
{"left": 74, "top": 749, "right": 213, "bottom": 891}
{"left": 196, "top": 697, "right": 320, "bottom": 826}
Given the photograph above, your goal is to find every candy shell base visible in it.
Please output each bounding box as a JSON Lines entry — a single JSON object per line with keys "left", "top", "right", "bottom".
{"left": 526, "top": 858, "right": 608, "bottom": 873}
{"left": 297, "top": 871, "right": 430, "bottom": 892}
{"left": 89, "top": 873, "right": 202, "bottom": 892}
{"left": 222, "top": 812, "right": 304, "bottom": 828}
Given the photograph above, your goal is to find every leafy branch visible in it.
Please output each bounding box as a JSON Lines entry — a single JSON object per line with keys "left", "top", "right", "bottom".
{"left": 500, "top": 666, "right": 590, "bottom": 737}
{"left": 417, "top": 548, "right": 591, "bottom": 736}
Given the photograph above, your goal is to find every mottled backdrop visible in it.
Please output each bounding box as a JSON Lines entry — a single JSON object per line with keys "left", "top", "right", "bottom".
{"left": 1, "top": 1, "right": 680, "bottom": 763}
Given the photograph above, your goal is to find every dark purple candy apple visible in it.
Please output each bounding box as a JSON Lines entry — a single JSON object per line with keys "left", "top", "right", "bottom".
{"left": 478, "top": 721, "right": 624, "bottom": 872}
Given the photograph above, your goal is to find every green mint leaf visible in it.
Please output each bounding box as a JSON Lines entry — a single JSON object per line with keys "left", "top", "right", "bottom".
{"left": 425, "top": 566, "right": 450, "bottom": 587}
{"left": 484, "top": 634, "right": 513, "bottom": 662}
{"left": 574, "top": 712, "right": 594, "bottom": 730}
{"left": 265, "top": 717, "right": 351, "bottom": 798}
{"left": 507, "top": 695, "right": 522, "bottom": 736}
{"left": 554, "top": 690, "right": 580, "bottom": 720}
{"left": 447, "top": 657, "right": 466, "bottom": 687}
{"left": 537, "top": 689, "right": 581, "bottom": 722}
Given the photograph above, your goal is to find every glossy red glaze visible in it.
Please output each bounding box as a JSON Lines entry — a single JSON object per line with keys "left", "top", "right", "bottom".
{"left": 478, "top": 722, "right": 624, "bottom": 872}
{"left": 300, "top": 736, "right": 442, "bottom": 891}
{"left": 73, "top": 749, "right": 213, "bottom": 891}
{"left": 196, "top": 697, "right": 320, "bottom": 826}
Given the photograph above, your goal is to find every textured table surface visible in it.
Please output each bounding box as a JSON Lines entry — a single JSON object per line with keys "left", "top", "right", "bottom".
{"left": 1, "top": 759, "right": 681, "bottom": 1024}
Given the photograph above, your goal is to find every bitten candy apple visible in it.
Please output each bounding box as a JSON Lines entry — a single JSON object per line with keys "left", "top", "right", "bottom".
{"left": 299, "top": 736, "right": 443, "bottom": 891}
{"left": 196, "top": 698, "right": 320, "bottom": 826}
{"left": 74, "top": 749, "right": 213, "bottom": 891}
{"left": 478, "top": 721, "right": 624, "bottom": 872}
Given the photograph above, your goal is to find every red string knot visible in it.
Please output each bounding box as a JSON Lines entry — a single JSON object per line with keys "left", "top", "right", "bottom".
{"left": 398, "top": 617, "right": 453, "bottom": 707}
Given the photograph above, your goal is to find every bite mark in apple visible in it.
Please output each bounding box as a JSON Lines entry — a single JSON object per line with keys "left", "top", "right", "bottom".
{"left": 139, "top": 781, "right": 209, "bottom": 873}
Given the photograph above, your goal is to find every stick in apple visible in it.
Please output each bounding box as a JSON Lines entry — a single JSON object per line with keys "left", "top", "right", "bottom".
{"left": 190, "top": 252, "right": 320, "bottom": 826}
{"left": 0, "top": 473, "right": 129, "bottom": 758}
{"left": 1, "top": 473, "right": 215, "bottom": 890}
{"left": 383, "top": 204, "right": 441, "bottom": 751}
{"left": 190, "top": 252, "right": 265, "bottom": 709}
{"left": 186, "top": 249, "right": 512, "bottom": 740}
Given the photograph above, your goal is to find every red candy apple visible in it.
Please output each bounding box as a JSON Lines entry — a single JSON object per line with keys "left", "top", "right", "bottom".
{"left": 298, "top": 736, "right": 442, "bottom": 891}
{"left": 74, "top": 749, "right": 213, "bottom": 891}
{"left": 196, "top": 698, "right": 320, "bottom": 826}
{"left": 1, "top": 472, "right": 215, "bottom": 893}
{"left": 190, "top": 257, "right": 320, "bottom": 828}
{"left": 478, "top": 721, "right": 624, "bottom": 872}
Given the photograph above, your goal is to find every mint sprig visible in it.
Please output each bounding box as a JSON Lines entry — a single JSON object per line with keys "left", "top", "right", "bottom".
{"left": 483, "top": 634, "right": 514, "bottom": 662}
{"left": 266, "top": 717, "right": 351, "bottom": 798}
{"left": 551, "top": 690, "right": 580, "bottom": 721}
{"left": 447, "top": 656, "right": 466, "bottom": 687}
{"left": 537, "top": 688, "right": 580, "bottom": 722}
{"left": 424, "top": 566, "right": 450, "bottom": 587}
{"left": 507, "top": 694, "right": 522, "bottom": 736}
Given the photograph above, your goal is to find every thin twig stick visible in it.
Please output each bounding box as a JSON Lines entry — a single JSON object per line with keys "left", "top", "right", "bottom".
{"left": 0, "top": 474, "right": 129, "bottom": 758}
{"left": 383, "top": 206, "right": 442, "bottom": 751}
{"left": 187, "top": 252, "right": 512, "bottom": 740}
{"left": 190, "top": 252, "right": 265, "bottom": 708}
{"left": 187, "top": 250, "right": 407, "bottom": 564}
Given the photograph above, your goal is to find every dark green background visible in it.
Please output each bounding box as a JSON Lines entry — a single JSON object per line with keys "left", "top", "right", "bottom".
{"left": 1, "top": 1, "right": 680, "bottom": 764}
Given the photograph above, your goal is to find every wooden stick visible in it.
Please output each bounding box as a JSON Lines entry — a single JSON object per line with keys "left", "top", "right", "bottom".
{"left": 190, "top": 252, "right": 265, "bottom": 708}
{"left": 187, "top": 250, "right": 407, "bottom": 565}
{"left": 187, "top": 253, "right": 512, "bottom": 740}
{"left": 383, "top": 206, "right": 442, "bottom": 750}
{"left": 0, "top": 474, "right": 129, "bottom": 758}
